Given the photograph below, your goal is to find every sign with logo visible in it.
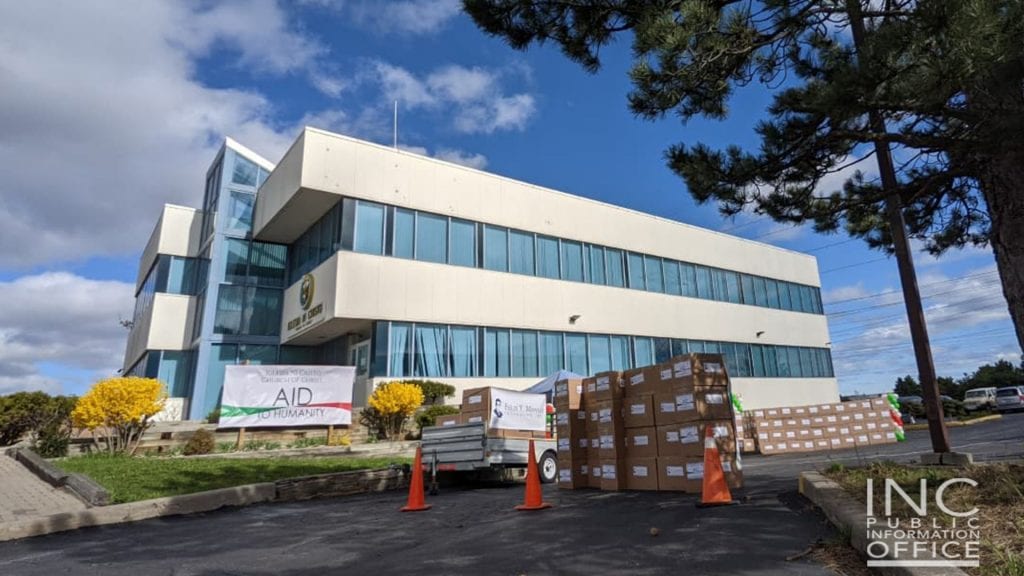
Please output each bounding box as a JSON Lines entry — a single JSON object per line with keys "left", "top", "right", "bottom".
{"left": 864, "top": 476, "right": 981, "bottom": 568}
{"left": 286, "top": 273, "right": 325, "bottom": 335}
{"left": 488, "top": 388, "right": 546, "bottom": 432}
{"left": 219, "top": 365, "right": 354, "bottom": 428}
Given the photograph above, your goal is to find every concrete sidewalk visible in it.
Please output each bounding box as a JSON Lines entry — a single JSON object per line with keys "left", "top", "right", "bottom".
{"left": 0, "top": 454, "right": 86, "bottom": 525}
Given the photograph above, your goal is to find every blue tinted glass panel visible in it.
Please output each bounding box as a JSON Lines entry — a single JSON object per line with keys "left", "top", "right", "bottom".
{"left": 450, "top": 326, "right": 477, "bottom": 377}
{"left": 414, "top": 324, "right": 449, "bottom": 377}
{"left": 202, "top": 344, "right": 237, "bottom": 417}
{"left": 166, "top": 257, "right": 196, "bottom": 295}
{"left": 248, "top": 288, "right": 282, "bottom": 336}
{"left": 663, "top": 261, "right": 681, "bottom": 295}
{"left": 450, "top": 218, "right": 475, "bottom": 267}
{"left": 704, "top": 341, "right": 721, "bottom": 353}
{"left": 740, "top": 274, "right": 755, "bottom": 305}
{"left": 689, "top": 340, "right": 706, "bottom": 353}
{"left": 766, "top": 279, "right": 781, "bottom": 308}
{"left": 645, "top": 256, "right": 664, "bottom": 292}
{"left": 249, "top": 242, "right": 287, "bottom": 288}
{"left": 779, "top": 281, "right": 793, "bottom": 310}
{"left": 712, "top": 269, "right": 727, "bottom": 301}
{"left": 354, "top": 201, "right": 385, "bottom": 255}
{"left": 680, "top": 263, "right": 698, "bottom": 297}
{"left": 536, "top": 236, "right": 560, "bottom": 279}
{"left": 224, "top": 239, "right": 248, "bottom": 284}
{"left": 561, "top": 241, "right": 584, "bottom": 282}
{"left": 605, "top": 249, "right": 625, "bottom": 287}
{"left": 213, "top": 285, "right": 244, "bottom": 334}
{"left": 588, "top": 246, "right": 605, "bottom": 285}
{"left": 764, "top": 346, "right": 779, "bottom": 377}
{"left": 511, "top": 330, "right": 538, "bottom": 377}
{"left": 231, "top": 155, "right": 258, "bottom": 186}
{"left": 484, "top": 328, "right": 510, "bottom": 377}
{"left": 389, "top": 322, "right": 412, "bottom": 377}
{"left": 751, "top": 345, "right": 766, "bottom": 377}
{"left": 753, "top": 277, "right": 768, "bottom": 307}
{"left": 588, "top": 335, "right": 611, "bottom": 374}
{"left": 695, "top": 266, "right": 713, "bottom": 299}
{"left": 538, "top": 332, "right": 564, "bottom": 375}
{"left": 565, "top": 334, "right": 588, "bottom": 375}
{"left": 627, "top": 253, "right": 645, "bottom": 289}
{"left": 633, "top": 337, "right": 654, "bottom": 366}
{"left": 226, "top": 191, "right": 254, "bottom": 233}
{"left": 415, "top": 213, "right": 447, "bottom": 264}
{"left": 483, "top": 225, "right": 508, "bottom": 272}
{"left": 654, "top": 338, "right": 671, "bottom": 363}
{"left": 724, "top": 272, "right": 741, "bottom": 303}
{"left": 509, "top": 230, "right": 535, "bottom": 275}
{"left": 393, "top": 208, "right": 414, "bottom": 258}
{"left": 610, "top": 336, "right": 630, "bottom": 370}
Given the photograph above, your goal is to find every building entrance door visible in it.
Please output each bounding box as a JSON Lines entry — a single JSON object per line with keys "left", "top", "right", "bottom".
{"left": 349, "top": 339, "right": 371, "bottom": 406}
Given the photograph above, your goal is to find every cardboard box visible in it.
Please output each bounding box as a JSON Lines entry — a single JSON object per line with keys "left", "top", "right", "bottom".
{"left": 675, "top": 423, "right": 705, "bottom": 456}
{"left": 623, "top": 395, "right": 655, "bottom": 428}
{"left": 624, "top": 457, "right": 659, "bottom": 491}
{"left": 462, "top": 387, "right": 491, "bottom": 409}
{"left": 656, "top": 424, "right": 682, "bottom": 456}
{"left": 590, "top": 399, "right": 623, "bottom": 426}
{"left": 741, "top": 438, "right": 757, "bottom": 453}
{"left": 653, "top": 388, "right": 731, "bottom": 425}
{"left": 624, "top": 426, "right": 658, "bottom": 459}
{"left": 597, "top": 430, "right": 625, "bottom": 459}
{"left": 460, "top": 410, "right": 487, "bottom": 426}
{"left": 556, "top": 455, "right": 588, "bottom": 489}
{"left": 553, "top": 378, "right": 583, "bottom": 410}
{"left": 436, "top": 414, "right": 459, "bottom": 427}
{"left": 587, "top": 456, "right": 602, "bottom": 488}
{"left": 589, "top": 371, "right": 623, "bottom": 403}
{"left": 599, "top": 460, "right": 623, "bottom": 491}
{"left": 622, "top": 366, "right": 658, "bottom": 398}
{"left": 657, "top": 456, "right": 702, "bottom": 492}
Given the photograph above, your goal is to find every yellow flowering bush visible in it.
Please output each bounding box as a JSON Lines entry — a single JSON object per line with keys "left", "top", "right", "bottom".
{"left": 366, "top": 381, "right": 424, "bottom": 440}
{"left": 72, "top": 377, "right": 166, "bottom": 455}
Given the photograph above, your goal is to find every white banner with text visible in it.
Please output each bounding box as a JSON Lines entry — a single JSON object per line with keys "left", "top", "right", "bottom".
{"left": 488, "top": 388, "right": 547, "bottom": 431}
{"left": 219, "top": 365, "right": 354, "bottom": 428}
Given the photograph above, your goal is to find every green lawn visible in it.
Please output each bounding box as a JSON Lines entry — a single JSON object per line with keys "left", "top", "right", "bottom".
{"left": 57, "top": 455, "right": 411, "bottom": 504}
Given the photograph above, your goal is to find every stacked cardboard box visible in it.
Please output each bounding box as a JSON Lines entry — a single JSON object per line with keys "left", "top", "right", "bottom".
{"left": 553, "top": 378, "right": 587, "bottom": 489}
{"left": 558, "top": 353, "right": 742, "bottom": 493}
{"left": 750, "top": 396, "right": 898, "bottom": 454}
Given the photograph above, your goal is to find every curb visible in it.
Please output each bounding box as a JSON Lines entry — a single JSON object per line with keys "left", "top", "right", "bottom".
{"left": 0, "top": 467, "right": 407, "bottom": 542}
{"left": 799, "top": 471, "right": 969, "bottom": 576}
{"left": 904, "top": 414, "right": 1001, "bottom": 430}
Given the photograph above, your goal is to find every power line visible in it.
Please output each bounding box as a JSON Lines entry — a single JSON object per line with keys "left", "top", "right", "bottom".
{"left": 806, "top": 238, "right": 859, "bottom": 253}
{"left": 820, "top": 256, "right": 890, "bottom": 274}
{"left": 823, "top": 270, "right": 1000, "bottom": 307}
{"left": 826, "top": 280, "right": 1004, "bottom": 318}
{"left": 831, "top": 327, "right": 1016, "bottom": 355}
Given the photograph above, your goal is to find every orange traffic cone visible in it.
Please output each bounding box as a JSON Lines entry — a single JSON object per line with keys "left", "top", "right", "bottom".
{"left": 697, "top": 424, "right": 737, "bottom": 508}
{"left": 401, "top": 446, "right": 432, "bottom": 512}
{"left": 515, "top": 439, "right": 552, "bottom": 511}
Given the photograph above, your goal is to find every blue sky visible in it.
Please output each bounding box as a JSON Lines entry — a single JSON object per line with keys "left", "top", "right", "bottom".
{"left": 0, "top": 0, "right": 1017, "bottom": 398}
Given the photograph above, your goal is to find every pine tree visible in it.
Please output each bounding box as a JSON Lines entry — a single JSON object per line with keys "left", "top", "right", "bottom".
{"left": 464, "top": 0, "right": 1024, "bottom": 352}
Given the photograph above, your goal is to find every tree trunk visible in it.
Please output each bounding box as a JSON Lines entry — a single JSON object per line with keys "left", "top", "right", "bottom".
{"left": 978, "top": 150, "right": 1024, "bottom": 354}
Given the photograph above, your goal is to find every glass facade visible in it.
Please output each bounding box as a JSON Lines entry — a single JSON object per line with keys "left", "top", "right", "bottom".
{"left": 286, "top": 198, "right": 824, "bottom": 315}
{"left": 373, "top": 320, "right": 834, "bottom": 380}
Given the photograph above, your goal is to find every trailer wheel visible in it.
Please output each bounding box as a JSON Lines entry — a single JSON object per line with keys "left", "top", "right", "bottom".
{"left": 538, "top": 451, "right": 558, "bottom": 484}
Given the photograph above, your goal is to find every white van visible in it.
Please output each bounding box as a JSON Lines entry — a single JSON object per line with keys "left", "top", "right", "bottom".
{"left": 962, "top": 387, "right": 997, "bottom": 411}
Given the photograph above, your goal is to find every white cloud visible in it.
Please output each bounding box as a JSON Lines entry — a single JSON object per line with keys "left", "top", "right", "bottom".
{"left": 435, "top": 148, "right": 489, "bottom": 170}
{"left": 373, "top": 62, "right": 537, "bottom": 135}
{"left": 821, "top": 283, "right": 871, "bottom": 304}
{"left": 0, "top": 273, "right": 134, "bottom": 395}
{"left": 310, "top": 0, "right": 462, "bottom": 35}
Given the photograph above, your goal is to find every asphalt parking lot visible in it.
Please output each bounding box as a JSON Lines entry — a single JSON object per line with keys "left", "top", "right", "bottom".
{"left": 0, "top": 413, "right": 1020, "bottom": 576}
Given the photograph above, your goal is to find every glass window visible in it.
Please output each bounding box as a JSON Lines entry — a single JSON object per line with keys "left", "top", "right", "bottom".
{"left": 157, "top": 351, "right": 193, "bottom": 398}
{"left": 633, "top": 337, "right": 654, "bottom": 366}
{"left": 723, "top": 343, "right": 739, "bottom": 377}
{"left": 779, "top": 281, "right": 793, "bottom": 310}
{"left": 239, "top": 344, "right": 276, "bottom": 365}
{"left": 561, "top": 240, "right": 584, "bottom": 282}
{"left": 414, "top": 324, "right": 449, "bottom": 377}
{"left": 724, "top": 272, "right": 741, "bottom": 303}
{"left": 450, "top": 219, "right": 476, "bottom": 267}
{"left": 813, "top": 288, "right": 824, "bottom": 314}
{"left": 225, "top": 191, "right": 254, "bottom": 233}
{"left": 450, "top": 326, "right": 477, "bottom": 377}
{"left": 389, "top": 322, "right": 412, "bottom": 377}
{"left": 645, "top": 256, "right": 664, "bottom": 292}
{"left": 654, "top": 338, "right": 671, "bottom": 363}
{"left": 249, "top": 242, "right": 287, "bottom": 287}
{"left": 627, "top": 252, "right": 645, "bottom": 289}
{"left": 799, "top": 348, "right": 813, "bottom": 378}
{"left": 224, "top": 239, "right": 249, "bottom": 284}
{"left": 232, "top": 155, "right": 259, "bottom": 186}
{"left": 511, "top": 330, "right": 539, "bottom": 377}
{"left": 776, "top": 346, "right": 791, "bottom": 377}
{"left": 202, "top": 344, "right": 237, "bottom": 417}
{"left": 751, "top": 345, "right": 765, "bottom": 377}
{"left": 247, "top": 288, "right": 282, "bottom": 336}
{"left": 712, "top": 269, "right": 727, "bottom": 301}
{"left": 415, "top": 213, "right": 448, "bottom": 264}
{"left": 483, "top": 225, "right": 508, "bottom": 272}
{"left": 672, "top": 339, "right": 689, "bottom": 356}
{"left": 605, "top": 249, "right": 625, "bottom": 287}
{"left": 689, "top": 340, "right": 706, "bottom": 353}
{"left": 565, "top": 334, "right": 588, "bottom": 375}
{"left": 354, "top": 201, "right": 385, "bottom": 255}
{"left": 536, "top": 235, "right": 560, "bottom": 279}
{"left": 588, "top": 335, "right": 611, "bottom": 374}
{"left": 213, "top": 285, "right": 244, "bottom": 334}
{"left": 808, "top": 348, "right": 822, "bottom": 378}
{"left": 764, "top": 346, "right": 779, "bottom": 377}
{"left": 695, "top": 266, "right": 713, "bottom": 299}
{"left": 392, "top": 208, "right": 414, "bottom": 259}
{"left": 704, "top": 341, "right": 721, "bottom": 354}
{"left": 588, "top": 245, "right": 605, "bottom": 285}
{"left": 663, "top": 261, "right": 682, "bottom": 295}
{"left": 736, "top": 343, "right": 752, "bottom": 377}
{"left": 509, "top": 230, "right": 535, "bottom": 275}
{"left": 484, "top": 328, "right": 510, "bottom": 377}
{"left": 538, "top": 332, "right": 564, "bottom": 375}
{"left": 766, "top": 279, "right": 781, "bottom": 309}
{"left": 740, "top": 274, "right": 755, "bottom": 305}
{"left": 680, "top": 263, "right": 698, "bottom": 297}
{"left": 753, "top": 276, "right": 768, "bottom": 307}
{"left": 824, "top": 349, "right": 834, "bottom": 377}
{"left": 610, "top": 335, "right": 631, "bottom": 370}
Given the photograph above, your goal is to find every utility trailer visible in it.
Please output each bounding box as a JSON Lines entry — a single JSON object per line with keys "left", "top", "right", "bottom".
{"left": 420, "top": 422, "right": 558, "bottom": 484}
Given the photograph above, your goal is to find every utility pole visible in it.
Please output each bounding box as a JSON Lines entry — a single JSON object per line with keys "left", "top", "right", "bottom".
{"left": 846, "top": 0, "right": 950, "bottom": 453}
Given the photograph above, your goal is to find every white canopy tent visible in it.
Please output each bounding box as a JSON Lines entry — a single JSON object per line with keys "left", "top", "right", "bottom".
{"left": 525, "top": 369, "right": 583, "bottom": 398}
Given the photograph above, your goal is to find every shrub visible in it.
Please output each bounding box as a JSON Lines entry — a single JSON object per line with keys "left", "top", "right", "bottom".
{"left": 29, "top": 395, "right": 77, "bottom": 458}
{"left": 406, "top": 380, "right": 456, "bottom": 405}
{"left": 72, "top": 377, "right": 166, "bottom": 456}
{"left": 183, "top": 429, "right": 215, "bottom": 456}
{"left": 206, "top": 408, "right": 220, "bottom": 424}
{"left": 415, "top": 405, "right": 460, "bottom": 435}
{"left": 0, "top": 392, "right": 50, "bottom": 446}
{"left": 367, "top": 381, "right": 424, "bottom": 440}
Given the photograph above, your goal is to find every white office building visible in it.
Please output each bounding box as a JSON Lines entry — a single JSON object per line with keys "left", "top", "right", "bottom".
{"left": 124, "top": 127, "right": 837, "bottom": 420}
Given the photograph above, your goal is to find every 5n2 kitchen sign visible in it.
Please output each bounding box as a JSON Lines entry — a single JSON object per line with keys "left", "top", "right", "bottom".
{"left": 218, "top": 365, "right": 355, "bottom": 428}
